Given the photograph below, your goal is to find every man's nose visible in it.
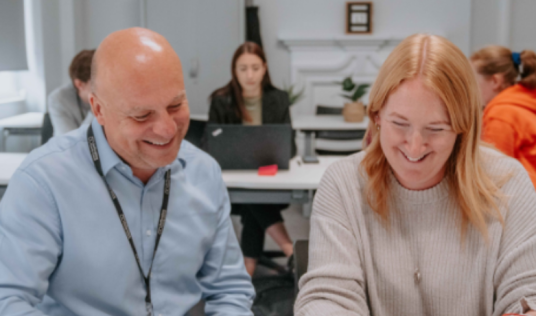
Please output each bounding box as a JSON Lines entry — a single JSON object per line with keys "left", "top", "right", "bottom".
{"left": 154, "top": 113, "right": 177, "bottom": 139}
{"left": 405, "top": 129, "right": 427, "bottom": 157}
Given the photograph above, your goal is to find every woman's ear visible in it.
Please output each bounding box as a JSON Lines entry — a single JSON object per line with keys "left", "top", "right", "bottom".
{"left": 374, "top": 114, "right": 381, "bottom": 126}
{"left": 490, "top": 73, "right": 506, "bottom": 92}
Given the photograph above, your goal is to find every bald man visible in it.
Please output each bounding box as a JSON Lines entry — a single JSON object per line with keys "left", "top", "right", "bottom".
{"left": 0, "top": 28, "right": 254, "bottom": 315}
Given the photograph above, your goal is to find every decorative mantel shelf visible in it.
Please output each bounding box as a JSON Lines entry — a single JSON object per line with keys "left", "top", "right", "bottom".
{"left": 279, "top": 35, "right": 407, "bottom": 116}
{"left": 279, "top": 35, "right": 405, "bottom": 52}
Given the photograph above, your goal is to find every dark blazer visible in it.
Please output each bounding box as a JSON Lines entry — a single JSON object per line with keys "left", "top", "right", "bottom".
{"left": 208, "top": 88, "right": 296, "bottom": 156}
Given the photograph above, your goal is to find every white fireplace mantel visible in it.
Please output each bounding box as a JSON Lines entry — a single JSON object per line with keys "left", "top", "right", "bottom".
{"left": 279, "top": 35, "right": 407, "bottom": 116}
{"left": 279, "top": 35, "right": 404, "bottom": 52}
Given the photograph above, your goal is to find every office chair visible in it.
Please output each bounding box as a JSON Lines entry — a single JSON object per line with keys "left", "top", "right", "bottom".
{"left": 315, "top": 105, "right": 364, "bottom": 155}
{"left": 41, "top": 112, "right": 54, "bottom": 145}
{"left": 192, "top": 115, "right": 290, "bottom": 275}
{"left": 293, "top": 239, "right": 309, "bottom": 295}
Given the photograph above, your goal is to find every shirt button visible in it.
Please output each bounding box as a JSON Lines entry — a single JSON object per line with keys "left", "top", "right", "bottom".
{"left": 146, "top": 230, "right": 152, "bottom": 236}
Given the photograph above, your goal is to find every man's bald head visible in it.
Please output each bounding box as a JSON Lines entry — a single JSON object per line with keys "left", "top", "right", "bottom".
{"left": 88, "top": 27, "right": 190, "bottom": 183}
{"left": 91, "top": 27, "right": 183, "bottom": 99}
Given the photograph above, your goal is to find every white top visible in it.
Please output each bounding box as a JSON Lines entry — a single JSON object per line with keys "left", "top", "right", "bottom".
{"left": 292, "top": 115, "right": 370, "bottom": 131}
{"left": 222, "top": 156, "right": 340, "bottom": 190}
{"left": 0, "top": 112, "right": 44, "bottom": 129}
{"left": 0, "top": 154, "right": 340, "bottom": 190}
{"left": 295, "top": 148, "right": 536, "bottom": 316}
{"left": 0, "top": 153, "right": 28, "bottom": 185}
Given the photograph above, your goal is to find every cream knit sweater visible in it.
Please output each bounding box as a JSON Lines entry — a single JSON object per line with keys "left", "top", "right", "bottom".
{"left": 295, "top": 147, "right": 536, "bottom": 316}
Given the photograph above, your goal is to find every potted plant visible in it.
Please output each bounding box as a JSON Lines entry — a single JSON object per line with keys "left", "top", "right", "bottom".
{"left": 340, "top": 77, "right": 369, "bottom": 122}
{"left": 283, "top": 83, "right": 305, "bottom": 106}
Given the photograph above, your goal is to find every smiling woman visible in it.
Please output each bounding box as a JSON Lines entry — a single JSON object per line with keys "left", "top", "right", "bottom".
{"left": 375, "top": 78, "right": 457, "bottom": 190}
{"left": 295, "top": 34, "right": 536, "bottom": 316}
{"left": 362, "top": 34, "right": 497, "bottom": 233}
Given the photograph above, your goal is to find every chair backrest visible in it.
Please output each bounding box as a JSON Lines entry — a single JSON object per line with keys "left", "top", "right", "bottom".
{"left": 184, "top": 119, "right": 207, "bottom": 149}
{"left": 314, "top": 105, "right": 364, "bottom": 154}
{"left": 293, "top": 239, "right": 309, "bottom": 296}
{"left": 316, "top": 105, "right": 343, "bottom": 115}
{"left": 41, "top": 112, "right": 54, "bottom": 145}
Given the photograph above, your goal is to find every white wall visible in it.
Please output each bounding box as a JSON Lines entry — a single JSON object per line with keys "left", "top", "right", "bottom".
{"left": 471, "top": 0, "right": 500, "bottom": 52}
{"left": 30, "top": 0, "right": 536, "bottom": 114}
{"left": 471, "top": 0, "right": 536, "bottom": 54}
{"left": 34, "top": 0, "right": 143, "bottom": 95}
{"left": 508, "top": 0, "right": 536, "bottom": 52}
{"left": 74, "top": 0, "right": 141, "bottom": 51}
{"left": 257, "top": 0, "right": 472, "bottom": 89}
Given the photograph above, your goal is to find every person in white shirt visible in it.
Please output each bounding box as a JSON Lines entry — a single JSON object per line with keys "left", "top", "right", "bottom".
{"left": 47, "top": 49, "right": 95, "bottom": 136}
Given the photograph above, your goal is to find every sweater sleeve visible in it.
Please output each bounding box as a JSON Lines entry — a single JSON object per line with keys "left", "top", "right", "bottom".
{"left": 492, "top": 160, "right": 536, "bottom": 315}
{"left": 294, "top": 164, "right": 370, "bottom": 316}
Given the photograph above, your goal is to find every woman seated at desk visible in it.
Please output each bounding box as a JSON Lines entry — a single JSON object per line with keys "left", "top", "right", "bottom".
{"left": 471, "top": 46, "right": 536, "bottom": 188}
{"left": 208, "top": 42, "right": 296, "bottom": 276}
{"left": 295, "top": 34, "right": 536, "bottom": 315}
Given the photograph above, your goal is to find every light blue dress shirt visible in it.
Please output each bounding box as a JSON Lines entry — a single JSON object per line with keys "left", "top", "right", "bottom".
{"left": 0, "top": 119, "right": 255, "bottom": 315}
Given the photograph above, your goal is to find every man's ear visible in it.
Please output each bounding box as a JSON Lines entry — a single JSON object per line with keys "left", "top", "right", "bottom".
{"left": 88, "top": 93, "right": 105, "bottom": 126}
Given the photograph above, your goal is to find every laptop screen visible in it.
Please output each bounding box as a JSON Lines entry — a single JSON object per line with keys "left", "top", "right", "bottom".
{"left": 205, "top": 124, "right": 292, "bottom": 170}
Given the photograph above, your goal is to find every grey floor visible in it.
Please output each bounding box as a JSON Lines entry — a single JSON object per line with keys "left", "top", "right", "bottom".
{"left": 188, "top": 204, "right": 310, "bottom": 316}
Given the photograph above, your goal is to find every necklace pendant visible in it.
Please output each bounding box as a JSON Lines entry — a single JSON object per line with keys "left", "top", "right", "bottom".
{"left": 414, "top": 268, "right": 421, "bottom": 284}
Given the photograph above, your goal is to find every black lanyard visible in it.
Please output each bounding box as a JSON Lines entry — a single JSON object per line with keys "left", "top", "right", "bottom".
{"left": 87, "top": 125, "right": 171, "bottom": 316}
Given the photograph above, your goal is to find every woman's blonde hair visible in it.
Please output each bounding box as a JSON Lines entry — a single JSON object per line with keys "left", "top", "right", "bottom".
{"left": 362, "top": 34, "right": 503, "bottom": 239}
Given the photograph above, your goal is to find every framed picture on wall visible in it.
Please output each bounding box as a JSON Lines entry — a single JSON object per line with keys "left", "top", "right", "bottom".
{"left": 346, "top": 2, "right": 373, "bottom": 34}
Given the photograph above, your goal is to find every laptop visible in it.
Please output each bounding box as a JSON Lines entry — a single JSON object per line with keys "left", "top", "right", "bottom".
{"left": 205, "top": 124, "right": 292, "bottom": 170}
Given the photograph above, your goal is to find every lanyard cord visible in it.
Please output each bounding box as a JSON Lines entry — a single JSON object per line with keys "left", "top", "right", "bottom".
{"left": 87, "top": 125, "right": 171, "bottom": 315}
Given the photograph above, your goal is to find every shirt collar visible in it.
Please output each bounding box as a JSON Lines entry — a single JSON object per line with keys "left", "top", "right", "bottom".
{"left": 90, "top": 119, "right": 186, "bottom": 177}
{"left": 90, "top": 119, "right": 123, "bottom": 176}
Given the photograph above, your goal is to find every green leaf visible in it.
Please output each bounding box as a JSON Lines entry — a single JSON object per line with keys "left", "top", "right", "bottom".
{"left": 284, "top": 83, "right": 305, "bottom": 106}
{"left": 351, "top": 84, "right": 370, "bottom": 101}
{"left": 342, "top": 77, "right": 355, "bottom": 92}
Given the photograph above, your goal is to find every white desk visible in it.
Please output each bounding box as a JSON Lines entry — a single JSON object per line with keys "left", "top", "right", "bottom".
{"left": 223, "top": 156, "right": 339, "bottom": 207}
{"left": 0, "top": 112, "right": 44, "bottom": 151}
{"left": 292, "top": 115, "right": 370, "bottom": 131}
{"left": 190, "top": 113, "right": 208, "bottom": 121}
{"left": 292, "top": 115, "right": 369, "bottom": 163}
{"left": 0, "top": 154, "right": 339, "bottom": 214}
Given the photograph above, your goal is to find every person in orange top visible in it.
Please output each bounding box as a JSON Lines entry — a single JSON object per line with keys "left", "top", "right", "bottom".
{"left": 471, "top": 46, "right": 536, "bottom": 188}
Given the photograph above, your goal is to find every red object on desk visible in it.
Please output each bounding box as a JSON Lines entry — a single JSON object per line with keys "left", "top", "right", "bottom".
{"left": 258, "top": 164, "right": 278, "bottom": 176}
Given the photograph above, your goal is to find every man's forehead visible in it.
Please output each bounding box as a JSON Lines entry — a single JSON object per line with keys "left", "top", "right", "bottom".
{"left": 171, "top": 91, "right": 187, "bottom": 101}
{"left": 124, "top": 90, "right": 187, "bottom": 112}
